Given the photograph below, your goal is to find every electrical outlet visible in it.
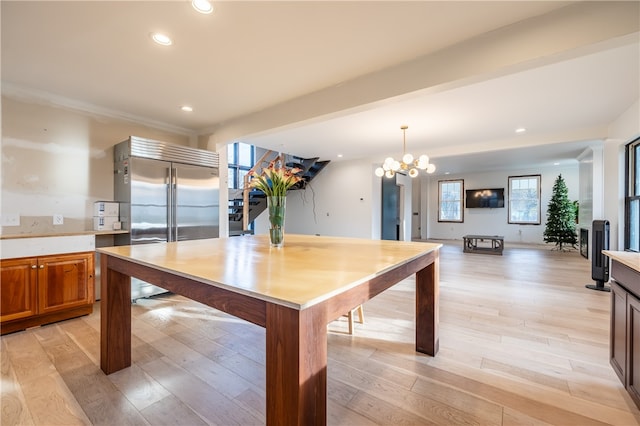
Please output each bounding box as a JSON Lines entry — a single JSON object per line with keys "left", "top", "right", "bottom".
{"left": 53, "top": 214, "right": 64, "bottom": 225}
{"left": 0, "top": 214, "right": 20, "bottom": 226}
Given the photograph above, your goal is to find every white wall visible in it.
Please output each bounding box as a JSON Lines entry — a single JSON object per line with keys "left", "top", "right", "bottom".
{"left": 607, "top": 100, "right": 640, "bottom": 250}
{"left": 4, "top": 95, "right": 635, "bottom": 246}
{"left": 254, "top": 155, "right": 583, "bottom": 244}
{"left": 261, "top": 159, "right": 375, "bottom": 239}
{"left": 426, "top": 165, "right": 579, "bottom": 244}
{"left": 251, "top": 157, "right": 418, "bottom": 241}
{"left": 266, "top": 156, "right": 579, "bottom": 245}
{"left": 1, "top": 96, "right": 191, "bottom": 235}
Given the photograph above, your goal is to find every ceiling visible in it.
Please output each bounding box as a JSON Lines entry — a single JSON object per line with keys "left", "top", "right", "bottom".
{"left": 2, "top": 1, "right": 639, "bottom": 175}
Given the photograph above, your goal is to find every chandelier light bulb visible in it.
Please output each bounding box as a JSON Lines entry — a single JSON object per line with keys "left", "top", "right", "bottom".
{"left": 402, "top": 153, "right": 414, "bottom": 164}
{"left": 426, "top": 163, "right": 436, "bottom": 173}
{"left": 382, "top": 163, "right": 390, "bottom": 171}
{"left": 385, "top": 170, "right": 395, "bottom": 178}
{"left": 392, "top": 160, "right": 401, "bottom": 171}
{"left": 419, "top": 154, "right": 429, "bottom": 164}
{"left": 409, "top": 168, "right": 419, "bottom": 178}
{"left": 374, "top": 167, "right": 385, "bottom": 177}
{"left": 384, "top": 157, "right": 394, "bottom": 166}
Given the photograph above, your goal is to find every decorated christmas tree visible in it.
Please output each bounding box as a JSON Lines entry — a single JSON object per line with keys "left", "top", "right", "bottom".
{"left": 544, "top": 174, "right": 577, "bottom": 250}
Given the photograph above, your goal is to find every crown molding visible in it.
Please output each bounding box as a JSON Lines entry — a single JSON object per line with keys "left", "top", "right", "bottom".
{"left": 1, "top": 82, "right": 196, "bottom": 137}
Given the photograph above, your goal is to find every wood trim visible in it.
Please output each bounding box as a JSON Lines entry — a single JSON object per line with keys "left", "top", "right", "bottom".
{"left": 243, "top": 149, "right": 274, "bottom": 231}
{"left": 323, "top": 251, "right": 437, "bottom": 324}
{"left": 627, "top": 293, "right": 640, "bottom": 408}
{"left": 612, "top": 260, "right": 640, "bottom": 296}
{"left": 0, "top": 305, "right": 93, "bottom": 335}
{"left": 100, "top": 255, "right": 131, "bottom": 374}
{"left": 416, "top": 253, "right": 439, "bottom": 355}
{"left": 266, "top": 302, "right": 327, "bottom": 426}
{"left": 105, "top": 256, "right": 267, "bottom": 327}
{"left": 611, "top": 279, "right": 627, "bottom": 383}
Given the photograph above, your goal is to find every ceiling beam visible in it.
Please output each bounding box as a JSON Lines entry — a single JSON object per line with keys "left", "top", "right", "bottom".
{"left": 208, "top": 1, "right": 640, "bottom": 149}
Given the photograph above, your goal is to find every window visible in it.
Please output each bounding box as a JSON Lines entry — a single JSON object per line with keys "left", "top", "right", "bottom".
{"left": 227, "top": 142, "right": 254, "bottom": 189}
{"left": 626, "top": 138, "right": 640, "bottom": 252}
{"left": 508, "top": 175, "right": 541, "bottom": 224}
{"left": 438, "top": 179, "right": 463, "bottom": 222}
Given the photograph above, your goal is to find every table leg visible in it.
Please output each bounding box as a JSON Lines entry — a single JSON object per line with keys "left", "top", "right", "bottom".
{"left": 100, "top": 255, "right": 132, "bottom": 374}
{"left": 415, "top": 255, "right": 439, "bottom": 356}
{"left": 266, "top": 303, "right": 327, "bottom": 426}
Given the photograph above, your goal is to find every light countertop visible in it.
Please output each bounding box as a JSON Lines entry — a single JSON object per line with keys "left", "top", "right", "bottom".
{"left": 0, "top": 230, "right": 128, "bottom": 240}
{"left": 98, "top": 234, "right": 441, "bottom": 309}
{"left": 604, "top": 250, "right": 640, "bottom": 274}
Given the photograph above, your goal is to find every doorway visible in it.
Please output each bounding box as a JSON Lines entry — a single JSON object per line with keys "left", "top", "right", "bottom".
{"left": 381, "top": 176, "right": 402, "bottom": 240}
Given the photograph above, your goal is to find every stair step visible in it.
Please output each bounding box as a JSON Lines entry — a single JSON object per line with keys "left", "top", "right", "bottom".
{"left": 227, "top": 155, "right": 329, "bottom": 227}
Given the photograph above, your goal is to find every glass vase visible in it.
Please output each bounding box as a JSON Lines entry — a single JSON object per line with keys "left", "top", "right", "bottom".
{"left": 267, "top": 195, "right": 286, "bottom": 248}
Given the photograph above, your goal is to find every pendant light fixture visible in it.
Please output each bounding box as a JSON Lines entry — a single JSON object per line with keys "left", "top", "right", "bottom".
{"left": 374, "top": 125, "right": 436, "bottom": 178}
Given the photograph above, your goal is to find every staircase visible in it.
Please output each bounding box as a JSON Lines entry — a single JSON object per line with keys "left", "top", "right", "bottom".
{"left": 228, "top": 153, "right": 330, "bottom": 236}
{"left": 286, "top": 156, "right": 330, "bottom": 190}
{"left": 228, "top": 189, "right": 266, "bottom": 236}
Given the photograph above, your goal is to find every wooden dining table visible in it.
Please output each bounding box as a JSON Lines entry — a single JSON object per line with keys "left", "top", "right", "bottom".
{"left": 97, "top": 234, "right": 441, "bottom": 425}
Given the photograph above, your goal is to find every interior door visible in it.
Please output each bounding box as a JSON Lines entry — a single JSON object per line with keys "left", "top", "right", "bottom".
{"left": 174, "top": 163, "right": 219, "bottom": 241}
{"left": 381, "top": 176, "right": 400, "bottom": 240}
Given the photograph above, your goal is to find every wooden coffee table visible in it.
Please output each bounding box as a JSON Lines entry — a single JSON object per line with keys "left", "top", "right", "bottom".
{"left": 463, "top": 234, "right": 504, "bottom": 255}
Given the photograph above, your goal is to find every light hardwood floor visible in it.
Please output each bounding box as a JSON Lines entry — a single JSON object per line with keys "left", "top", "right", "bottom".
{"left": 2, "top": 240, "right": 640, "bottom": 425}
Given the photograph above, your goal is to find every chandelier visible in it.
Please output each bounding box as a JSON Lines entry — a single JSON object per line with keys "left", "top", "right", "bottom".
{"left": 375, "top": 125, "right": 436, "bottom": 178}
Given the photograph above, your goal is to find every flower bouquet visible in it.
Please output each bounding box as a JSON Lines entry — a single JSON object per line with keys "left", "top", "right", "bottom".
{"left": 248, "top": 158, "right": 302, "bottom": 247}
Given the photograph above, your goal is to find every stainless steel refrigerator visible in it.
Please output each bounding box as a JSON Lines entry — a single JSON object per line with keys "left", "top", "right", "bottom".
{"left": 113, "top": 136, "right": 220, "bottom": 300}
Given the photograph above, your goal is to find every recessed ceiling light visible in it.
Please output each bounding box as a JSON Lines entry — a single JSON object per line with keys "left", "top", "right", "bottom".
{"left": 192, "top": 0, "right": 214, "bottom": 14}
{"left": 515, "top": 127, "right": 527, "bottom": 134}
{"left": 151, "top": 33, "right": 172, "bottom": 46}
{"left": 445, "top": 172, "right": 450, "bottom": 175}
{"left": 553, "top": 162, "right": 560, "bottom": 166}
{"left": 337, "top": 154, "right": 343, "bottom": 158}
{"left": 181, "top": 106, "right": 193, "bottom": 112}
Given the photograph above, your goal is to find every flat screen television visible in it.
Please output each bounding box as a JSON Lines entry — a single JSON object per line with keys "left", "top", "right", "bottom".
{"left": 466, "top": 188, "right": 505, "bottom": 208}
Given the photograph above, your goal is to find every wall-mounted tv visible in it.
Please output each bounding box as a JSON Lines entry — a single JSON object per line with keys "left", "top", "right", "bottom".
{"left": 465, "top": 188, "right": 505, "bottom": 208}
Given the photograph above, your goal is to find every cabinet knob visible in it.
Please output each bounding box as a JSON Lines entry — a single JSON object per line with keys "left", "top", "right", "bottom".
{"left": 39, "top": 264, "right": 44, "bottom": 269}
{"left": 31, "top": 265, "right": 37, "bottom": 269}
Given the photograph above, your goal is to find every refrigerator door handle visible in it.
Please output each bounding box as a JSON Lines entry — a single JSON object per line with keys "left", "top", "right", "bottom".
{"left": 171, "top": 167, "right": 178, "bottom": 241}
{"left": 167, "top": 167, "right": 175, "bottom": 242}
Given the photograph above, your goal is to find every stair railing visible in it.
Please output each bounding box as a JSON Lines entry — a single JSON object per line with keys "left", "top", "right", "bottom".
{"left": 242, "top": 150, "right": 283, "bottom": 231}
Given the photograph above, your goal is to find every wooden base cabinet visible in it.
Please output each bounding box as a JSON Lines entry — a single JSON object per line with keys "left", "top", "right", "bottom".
{"left": 611, "top": 279, "right": 627, "bottom": 383}
{"left": 609, "top": 258, "right": 640, "bottom": 409}
{"left": 627, "top": 294, "right": 640, "bottom": 405}
{"left": 1, "top": 252, "right": 95, "bottom": 335}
